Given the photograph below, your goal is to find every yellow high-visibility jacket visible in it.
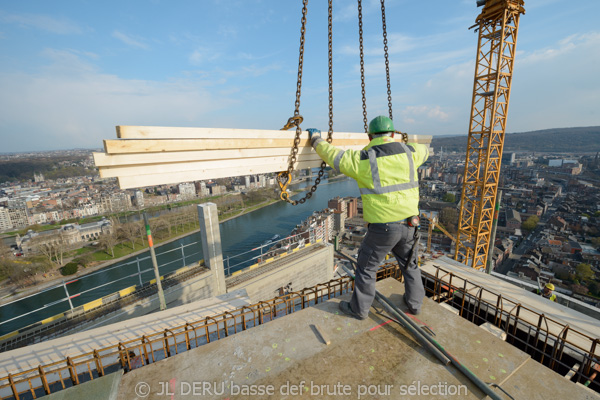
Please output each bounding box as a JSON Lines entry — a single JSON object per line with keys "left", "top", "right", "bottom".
{"left": 312, "top": 135, "right": 429, "bottom": 223}
{"left": 535, "top": 289, "right": 557, "bottom": 302}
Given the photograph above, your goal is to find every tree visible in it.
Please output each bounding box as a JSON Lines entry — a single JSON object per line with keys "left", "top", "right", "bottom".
{"left": 575, "top": 263, "right": 595, "bottom": 282}
{"left": 589, "top": 282, "right": 599, "bottom": 297}
{"left": 150, "top": 217, "right": 170, "bottom": 240}
{"left": 99, "top": 231, "right": 118, "bottom": 258}
{"left": 118, "top": 222, "right": 139, "bottom": 250}
{"left": 522, "top": 216, "right": 539, "bottom": 232}
{"left": 0, "top": 241, "right": 11, "bottom": 259}
{"left": 60, "top": 262, "right": 78, "bottom": 276}
{"left": 442, "top": 192, "right": 456, "bottom": 203}
{"left": 136, "top": 221, "right": 146, "bottom": 246}
{"left": 571, "top": 284, "right": 589, "bottom": 295}
{"left": 30, "top": 237, "right": 62, "bottom": 266}
{"left": 73, "top": 253, "right": 93, "bottom": 268}
{"left": 0, "top": 256, "right": 50, "bottom": 287}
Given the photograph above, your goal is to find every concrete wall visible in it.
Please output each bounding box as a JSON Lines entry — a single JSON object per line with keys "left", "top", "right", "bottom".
{"left": 80, "top": 244, "right": 336, "bottom": 331}
{"left": 3, "top": 241, "right": 337, "bottom": 350}
{"left": 227, "top": 243, "right": 334, "bottom": 303}
{"left": 67, "top": 269, "right": 216, "bottom": 334}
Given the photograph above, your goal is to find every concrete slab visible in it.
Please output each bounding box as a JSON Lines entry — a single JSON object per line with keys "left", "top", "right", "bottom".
{"left": 439, "top": 302, "right": 460, "bottom": 315}
{"left": 479, "top": 322, "right": 508, "bottom": 341}
{"left": 0, "top": 289, "right": 251, "bottom": 376}
{"left": 116, "top": 278, "right": 540, "bottom": 399}
{"left": 379, "top": 281, "right": 531, "bottom": 391}
{"left": 493, "top": 358, "right": 600, "bottom": 400}
{"left": 45, "top": 370, "right": 122, "bottom": 400}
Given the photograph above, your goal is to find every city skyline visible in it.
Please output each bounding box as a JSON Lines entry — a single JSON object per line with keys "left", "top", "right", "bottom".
{"left": 1, "top": 0, "right": 599, "bottom": 152}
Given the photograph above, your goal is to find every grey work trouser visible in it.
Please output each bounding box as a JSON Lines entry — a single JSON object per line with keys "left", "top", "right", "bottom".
{"left": 350, "top": 222, "right": 425, "bottom": 318}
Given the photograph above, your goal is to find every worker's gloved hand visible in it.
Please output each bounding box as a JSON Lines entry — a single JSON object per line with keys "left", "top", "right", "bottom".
{"left": 307, "top": 128, "right": 322, "bottom": 148}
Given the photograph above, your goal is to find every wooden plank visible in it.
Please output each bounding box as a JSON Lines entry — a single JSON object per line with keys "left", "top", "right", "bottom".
{"left": 312, "top": 324, "right": 331, "bottom": 345}
{"left": 116, "top": 125, "right": 430, "bottom": 142}
{"left": 103, "top": 138, "right": 370, "bottom": 154}
{"left": 117, "top": 160, "right": 319, "bottom": 189}
{"left": 98, "top": 154, "right": 324, "bottom": 178}
{"left": 96, "top": 126, "right": 432, "bottom": 189}
{"left": 93, "top": 146, "right": 364, "bottom": 167}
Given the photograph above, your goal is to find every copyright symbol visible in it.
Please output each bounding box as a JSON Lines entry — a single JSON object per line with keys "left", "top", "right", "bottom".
{"left": 135, "top": 382, "right": 151, "bottom": 398}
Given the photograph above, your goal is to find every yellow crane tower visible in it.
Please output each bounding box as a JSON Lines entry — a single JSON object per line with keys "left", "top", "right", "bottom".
{"left": 455, "top": 0, "right": 526, "bottom": 270}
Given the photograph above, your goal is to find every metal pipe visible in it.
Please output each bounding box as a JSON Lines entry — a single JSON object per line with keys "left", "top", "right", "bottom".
{"left": 144, "top": 212, "right": 167, "bottom": 311}
{"left": 340, "top": 264, "right": 506, "bottom": 400}
{"left": 339, "top": 265, "right": 449, "bottom": 366}
{"left": 62, "top": 280, "right": 74, "bottom": 310}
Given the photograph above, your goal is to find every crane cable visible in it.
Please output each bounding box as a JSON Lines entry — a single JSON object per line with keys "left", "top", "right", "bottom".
{"left": 380, "top": 0, "right": 393, "bottom": 121}
{"left": 278, "top": 0, "right": 405, "bottom": 205}
{"left": 359, "top": 0, "right": 408, "bottom": 142}
{"left": 277, "top": 0, "right": 334, "bottom": 205}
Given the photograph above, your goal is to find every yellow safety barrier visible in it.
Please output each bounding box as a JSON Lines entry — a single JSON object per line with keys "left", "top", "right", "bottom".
{"left": 149, "top": 276, "right": 165, "bottom": 285}
{"left": 83, "top": 299, "right": 103, "bottom": 312}
{"left": 41, "top": 313, "right": 64, "bottom": 325}
{"left": 0, "top": 331, "right": 19, "bottom": 342}
{"left": 119, "top": 286, "right": 136, "bottom": 297}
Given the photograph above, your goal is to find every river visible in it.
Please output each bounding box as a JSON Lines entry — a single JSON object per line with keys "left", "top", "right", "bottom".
{"left": 0, "top": 178, "right": 360, "bottom": 335}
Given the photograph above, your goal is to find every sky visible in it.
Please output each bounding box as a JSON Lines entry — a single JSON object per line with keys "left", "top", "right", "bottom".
{"left": 0, "top": 0, "right": 598, "bottom": 152}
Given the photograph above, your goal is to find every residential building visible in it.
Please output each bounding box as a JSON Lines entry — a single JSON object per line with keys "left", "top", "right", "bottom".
{"left": 344, "top": 197, "right": 358, "bottom": 219}
{"left": 8, "top": 207, "right": 28, "bottom": 229}
{"left": 328, "top": 197, "right": 347, "bottom": 216}
{"left": 210, "top": 185, "right": 226, "bottom": 196}
{"left": 0, "top": 206, "right": 12, "bottom": 231}
{"left": 178, "top": 183, "right": 196, "bottom": 200}
{"left": 195, "top": 182, "right": 210, "bottom": 197}
{"left": 333, "top": 211, "right": 345, "bottom": 234}
{"left": 18, "top": 219, "right": 113, "bottom": 255}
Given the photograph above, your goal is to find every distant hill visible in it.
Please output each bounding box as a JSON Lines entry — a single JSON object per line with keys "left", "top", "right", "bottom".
{"left": 431, "top": 126, "right": 600, "bottom": 153}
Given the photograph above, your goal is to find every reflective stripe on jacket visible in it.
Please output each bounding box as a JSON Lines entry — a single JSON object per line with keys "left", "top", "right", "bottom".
{"left": 536, "top": 289, "right": 557, "bottom": 302}
{"left": 313, "top": 136, "right": 429, "bottom": 223}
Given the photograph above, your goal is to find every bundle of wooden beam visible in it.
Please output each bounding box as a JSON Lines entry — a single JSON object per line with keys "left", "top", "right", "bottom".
{"left": 93, "top": 126, "right": 432, "bottom": 189}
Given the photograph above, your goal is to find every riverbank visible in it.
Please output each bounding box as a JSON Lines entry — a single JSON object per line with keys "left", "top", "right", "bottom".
{"left": 0, "top": 178, "right": 347, "bottom": 304}
{"left": 0, "top": 196, "right": 284, "bottom": 305}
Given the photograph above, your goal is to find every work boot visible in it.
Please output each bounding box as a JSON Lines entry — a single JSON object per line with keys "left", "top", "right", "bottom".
{"left": 403, "top": 294, "right": 420, "bottom": 315}
{"left": 339, "top": 300, "right": 367, "bottom": 320}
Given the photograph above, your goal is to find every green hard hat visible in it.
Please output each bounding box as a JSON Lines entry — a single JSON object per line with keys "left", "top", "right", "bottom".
{"left": 368, "top": 115, "right": 394, "bottom": 135}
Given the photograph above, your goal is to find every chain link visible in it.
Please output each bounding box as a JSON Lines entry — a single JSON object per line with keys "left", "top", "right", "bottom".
{"left": 380, "top": 0, "right": 393, "bottom": 120}
{"left": 358, "top": 0, "right": 368, "bottom": 133}
{"left": 277, "top": 0, "right": 308, "bottom": 205}
{"left": 278, "top": 0, "right": 334, "bottom": 206}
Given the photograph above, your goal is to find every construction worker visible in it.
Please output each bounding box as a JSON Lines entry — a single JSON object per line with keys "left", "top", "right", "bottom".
{"left": 308, "top": 116, "right": 429, "bottom": 318}
{"left": 533, "top": 282, "right": 557, "bottom": 302}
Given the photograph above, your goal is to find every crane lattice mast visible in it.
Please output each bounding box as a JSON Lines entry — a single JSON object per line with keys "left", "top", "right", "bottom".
{"left": 455, "top": 0, "right": 525, "bottom": 269}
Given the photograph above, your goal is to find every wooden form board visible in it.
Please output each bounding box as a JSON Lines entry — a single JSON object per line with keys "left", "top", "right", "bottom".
{"left": 95, "top": 126, "right": 432, "bottom": 189}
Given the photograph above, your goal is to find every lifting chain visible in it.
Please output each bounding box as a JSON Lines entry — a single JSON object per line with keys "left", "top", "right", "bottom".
{"left": 380, "top": 0, "right": 393, "bottom": 120}
{"left": 278, "top": 0, "right": 334, "bottom": 206}
{"left": 358, "top": 0, "right": 368, "bottom": 133}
